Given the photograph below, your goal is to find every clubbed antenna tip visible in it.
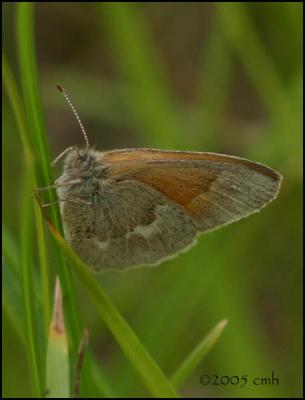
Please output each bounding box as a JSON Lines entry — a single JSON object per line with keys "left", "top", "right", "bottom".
{"left": 56, "top": 83, "right": 64, "bottom": 93}
{"left": 56, "top": 83, "right": 90, "bottom": 150}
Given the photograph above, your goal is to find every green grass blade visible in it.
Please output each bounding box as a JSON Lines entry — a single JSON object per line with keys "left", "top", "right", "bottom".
{"left": 46, "top": 278, "right": 70, "bottom": 398}
{"left": 14, "top": 0, "right": 82, "bottom": 366}
{"left": 2, "top": 53, "right": 33, "bottom": 166}
{"left": 196, "top": 15, "right": 233, "bottom": 148}
{"left": 3, "top": 225, "right": 21, "bottom": 275}
{"left": 14, "top": 5, "right": 116, "bottom": 395}
{"left": 20, "top": 168, "right": 43, "bottom": 396}
{"left": 3, "top": 225, "right": 113, "bottom": 398}
{"left": 2, "top": 225, "right": 43, "bottom": 348}
{"left": 3, "top": 52, "right": 50, "bottom": 338}
{"left": 15, "top": 0, "right": 78, "bottom": 338}
{"left": 3, "top": 52, "right": 45, "bottom": 396}
{"left": 15, "top": 3, "right": 55, "bottom": 333}
{"left": 43, "top": 213, "right": 180, "bottom": 398}
{"left": 98, "top": 3, "right": 184, "bottom": 148}
{"left": 171, "top": 319, "right": 228, "bottom": 387}
{"left": 16, "top": 2, "right": 54, "bottom": 187}
{"left": 216, "top": 3, "right": 299, "bottom": 164}
{"left": 2, "top": 259, "right": 25, "bottom": 347}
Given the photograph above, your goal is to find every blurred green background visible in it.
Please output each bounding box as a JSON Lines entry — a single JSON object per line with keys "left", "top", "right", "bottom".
{"left": 3, "top": 2, "right": 302, "bottom": 398}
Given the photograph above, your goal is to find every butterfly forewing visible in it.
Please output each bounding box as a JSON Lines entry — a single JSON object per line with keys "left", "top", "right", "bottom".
{"left": 104, "top": 149, "right": 282, "bottom": 232}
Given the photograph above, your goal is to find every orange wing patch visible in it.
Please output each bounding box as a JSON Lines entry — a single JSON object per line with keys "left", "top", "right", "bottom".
{"left": 107, "top": 162, "right": 218, "bottom": 210}
{"left": 103, "top": 149, "right": 282, "bottom": 233}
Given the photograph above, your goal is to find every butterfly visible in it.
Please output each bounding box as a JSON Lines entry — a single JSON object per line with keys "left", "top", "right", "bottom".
{"left": 39, "top": 85, "right": 282, "bottom": 271}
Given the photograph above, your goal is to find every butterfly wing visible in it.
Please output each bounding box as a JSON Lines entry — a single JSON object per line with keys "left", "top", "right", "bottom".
{"left": 60, "top": 148, "right": 281, "bottom": 270}
{"left": 61, "top": 178, "right": 198, "bottom": 270}
{"left": 103, "top": 149, "right": 282, "bottom": 232}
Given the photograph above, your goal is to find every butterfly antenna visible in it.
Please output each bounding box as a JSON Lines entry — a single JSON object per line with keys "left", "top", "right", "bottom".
{"left": 56, "top": 83, "right": 90, "bottom": 150}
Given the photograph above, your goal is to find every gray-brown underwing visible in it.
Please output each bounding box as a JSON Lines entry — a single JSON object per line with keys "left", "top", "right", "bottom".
{"left": 44, "top": 85, "right": 282, "bottom": 271}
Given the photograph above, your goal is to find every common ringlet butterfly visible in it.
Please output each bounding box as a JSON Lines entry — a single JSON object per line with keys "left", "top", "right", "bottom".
{"left": 42, "top": 85, "right": 282, "bottom": 270}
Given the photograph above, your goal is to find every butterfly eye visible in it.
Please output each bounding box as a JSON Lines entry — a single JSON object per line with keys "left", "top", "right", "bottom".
{"left": 78, "top": 155, "right": 90, "bottom": 169}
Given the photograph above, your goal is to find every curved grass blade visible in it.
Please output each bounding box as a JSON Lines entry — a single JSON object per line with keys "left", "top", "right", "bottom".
{"left": 3, "top": 52, "right": 51, "bottom": 338}
{"left": 16, "top": 2, "right": 55, "bottom": 188}
{"left": 42, "top": 208, "right": 179, "bottom": 398}
{"left": 14, "top": 6, "right": 98, "bottom": 395}
{"left": 216, "top": 3, "right": 299, "bottom": 164}
{"left": 98, "top": 3, "right": 185, "bottom": 149}
{"left": 171, "top": 319, "right": 228, "bottom": 387}
{"left": 20, "top": 167, "right": 43, "bottom": 396}
{"left": 3, "top": 225, "right": 114, "bottom": 398}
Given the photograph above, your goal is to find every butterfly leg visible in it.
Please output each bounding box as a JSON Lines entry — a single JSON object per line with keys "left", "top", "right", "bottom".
{"left": 34, "top": 179, "right": 83, "bottom": 192}
{"left": 41, "top": 197, "right": 92, "bottom": 208}
{"left": 51, "top": 146, "right": 74, "bottom": 167}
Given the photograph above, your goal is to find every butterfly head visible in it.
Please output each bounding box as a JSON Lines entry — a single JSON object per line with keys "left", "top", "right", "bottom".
{"left": 62, "top": 147, "right": 107, "bottom": 180}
